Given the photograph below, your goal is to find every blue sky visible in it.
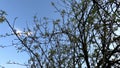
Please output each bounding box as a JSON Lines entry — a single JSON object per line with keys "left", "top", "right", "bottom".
{"left": 0, "top": 0, "right": 57, "bottom": 68}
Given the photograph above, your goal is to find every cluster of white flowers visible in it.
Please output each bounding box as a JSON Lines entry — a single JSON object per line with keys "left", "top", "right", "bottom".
{"left": 15, "top": 28, "right": 32, "bottom": 37}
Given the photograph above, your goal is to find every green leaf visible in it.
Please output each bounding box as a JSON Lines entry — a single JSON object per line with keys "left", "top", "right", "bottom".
{"left": 117, "top": 19, "right": 120, "bottom": 22}
{"left": 0, "top": 16, "right": 5, "bottom": 23}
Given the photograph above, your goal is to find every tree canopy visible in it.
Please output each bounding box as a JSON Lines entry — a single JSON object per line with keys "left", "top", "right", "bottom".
{"left": 0, "top": 0, "right": 120, "bottom": 68}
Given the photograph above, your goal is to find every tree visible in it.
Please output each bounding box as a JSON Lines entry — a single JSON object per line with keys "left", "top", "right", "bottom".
{"left": 1, "top": 0, "right": 120, "bottom": 68}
